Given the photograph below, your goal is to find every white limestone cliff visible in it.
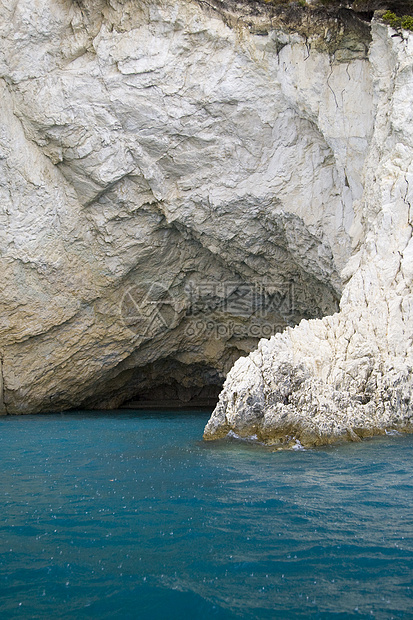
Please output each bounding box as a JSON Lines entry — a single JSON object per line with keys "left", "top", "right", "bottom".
{"left": 204, "top": 19, "right": 413, "bottom": 446}
{"left": 0, "top": 0, "right": 409, "bottom": 434}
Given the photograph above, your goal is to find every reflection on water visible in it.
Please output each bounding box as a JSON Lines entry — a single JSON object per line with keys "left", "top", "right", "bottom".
{"left": 0, "top": 411, "right": 412, "bottom": 619}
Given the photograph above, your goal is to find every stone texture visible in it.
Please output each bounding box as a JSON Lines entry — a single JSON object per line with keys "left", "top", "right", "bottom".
{"left": 0, "top": 0, "right": 384, "bottom": 418}
{"left": 205, "top": 20, "right": 413, "bottom": 447}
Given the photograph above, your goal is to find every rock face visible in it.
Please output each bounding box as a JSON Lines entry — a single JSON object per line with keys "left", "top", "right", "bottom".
{"left": 2, "top": 0, "right": 411, "bottom": 436}
{"left": 205, "top": 19, "right": 413, "bottom": 446}
{"left": 0, "top": 0, "right": 372, "bottom": 413}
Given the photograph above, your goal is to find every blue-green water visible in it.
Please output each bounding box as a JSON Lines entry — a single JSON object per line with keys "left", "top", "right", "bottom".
{"left": 0, "top": 411, "right": 412, "bottom": 619}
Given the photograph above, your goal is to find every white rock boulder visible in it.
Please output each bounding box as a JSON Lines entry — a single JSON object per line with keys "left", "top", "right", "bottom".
{"left": 205, "top": 20, "right": 413, "bottom": 446}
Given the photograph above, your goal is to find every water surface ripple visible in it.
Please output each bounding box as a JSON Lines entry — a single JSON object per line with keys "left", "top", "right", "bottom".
{"left": 0, "top": 411, "right": 412, "bottom": 619}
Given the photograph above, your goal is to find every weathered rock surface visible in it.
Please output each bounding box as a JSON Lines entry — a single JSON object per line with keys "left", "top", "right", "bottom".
{"left": 204, "top": 19, "right": 413, "bottom": 446}
{"left": 0, "top": 0, "right": 373, "bottom": 413}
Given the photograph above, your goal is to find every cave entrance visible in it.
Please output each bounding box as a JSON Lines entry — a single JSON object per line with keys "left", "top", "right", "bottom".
{"left": 107, "top": 359, "right": 226, "bottom": 412}
{"left": 121, "top": 381, "right": 223, "bottom": 410}
{"left": 89, "top": 267, "right": 341, "bottom": 414}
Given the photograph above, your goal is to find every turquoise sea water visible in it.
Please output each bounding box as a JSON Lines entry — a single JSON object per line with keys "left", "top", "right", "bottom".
{"left": 0, "top": 411, "right": 412, "bottom": 619}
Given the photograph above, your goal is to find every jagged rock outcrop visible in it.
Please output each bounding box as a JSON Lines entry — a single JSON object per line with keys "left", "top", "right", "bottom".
{"left": 204, "top": 19, "right": 413, "bottom": 446}
{"left": 0, "top": 0, "right": 374, "bottom": 413}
